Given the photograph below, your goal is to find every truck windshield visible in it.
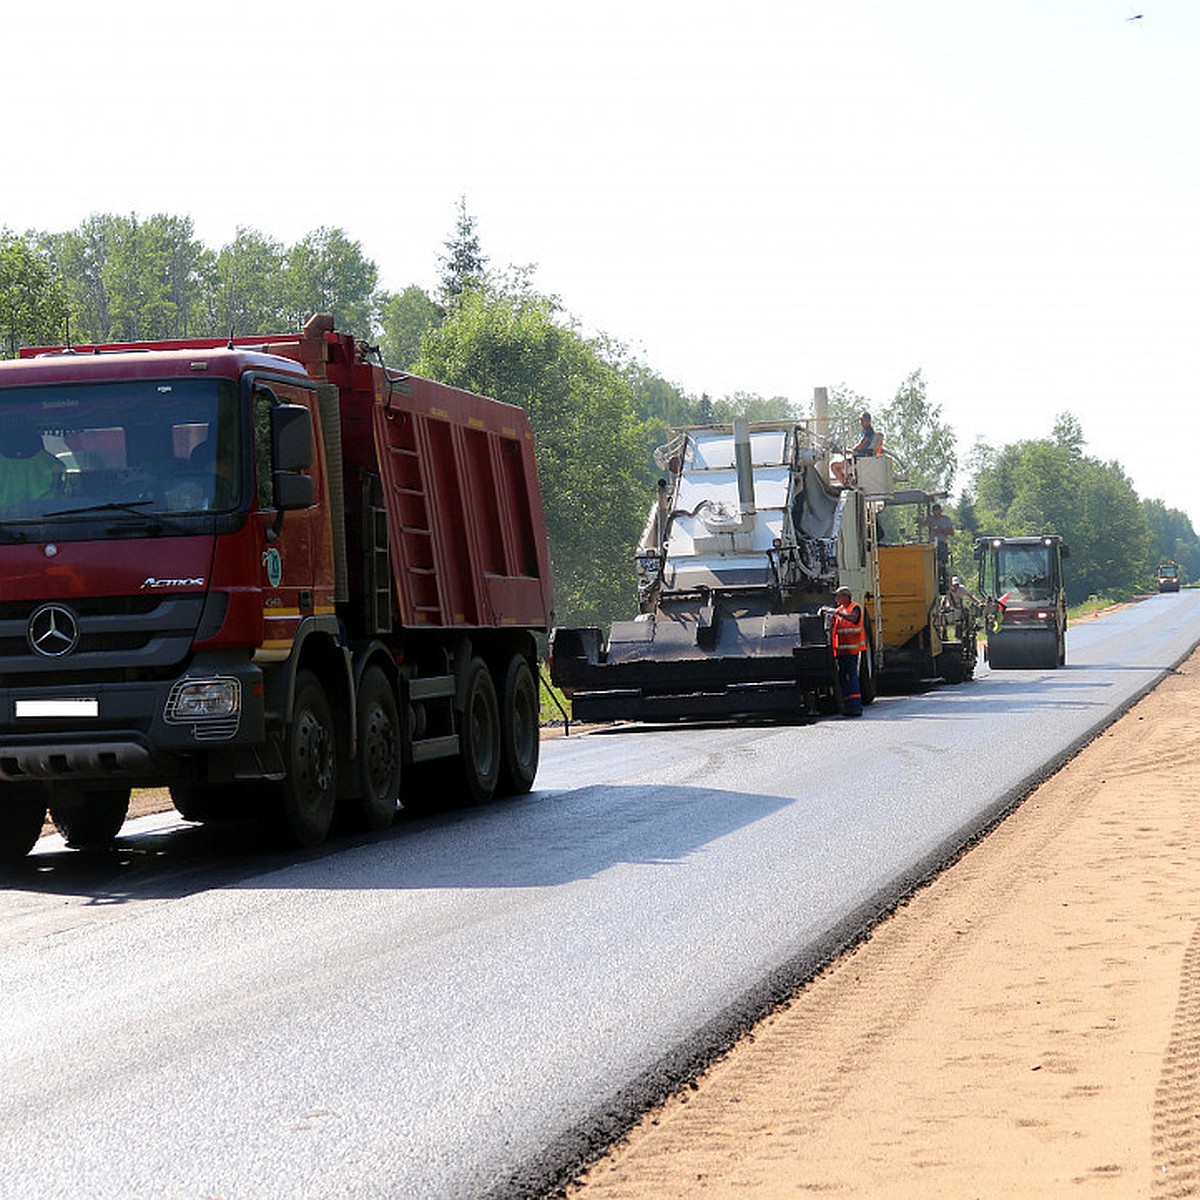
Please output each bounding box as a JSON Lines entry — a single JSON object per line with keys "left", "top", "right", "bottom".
{"left": 998, "top": 546, "right": 1053, "bottom": 601}
{"left": 0, "top": 378, "right": 241, "bottom": 522}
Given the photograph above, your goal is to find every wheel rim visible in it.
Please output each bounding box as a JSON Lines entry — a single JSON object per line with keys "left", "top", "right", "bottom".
{"left": 512, "top": 673, "right": 537, "bottom": 771}
{"left": 467, "top": 686, "right": 498, "bottom": 779}
{"left": 295, "top": 706, "right": 334, "bottom": 808}
{"left": 364, "top": 701, "right": 398, "bottom": 797}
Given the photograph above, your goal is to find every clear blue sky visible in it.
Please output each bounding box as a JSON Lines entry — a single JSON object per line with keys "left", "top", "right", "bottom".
{"left": 4, "top": 1, "right": 1196, "bottom": 521}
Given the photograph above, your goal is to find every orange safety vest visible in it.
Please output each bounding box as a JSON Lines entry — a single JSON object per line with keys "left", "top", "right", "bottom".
{"left": 831, "top": 602, "right": 867, "bottom": 656}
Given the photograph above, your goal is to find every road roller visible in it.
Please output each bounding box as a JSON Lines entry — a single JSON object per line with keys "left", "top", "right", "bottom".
{"left": 976, "top": 535, "right": 1069, "bottom": 669}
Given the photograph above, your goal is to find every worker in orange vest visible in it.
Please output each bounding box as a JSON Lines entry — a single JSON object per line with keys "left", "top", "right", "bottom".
{"left": 827, "top": 584, "right": 866, "bottom": 716}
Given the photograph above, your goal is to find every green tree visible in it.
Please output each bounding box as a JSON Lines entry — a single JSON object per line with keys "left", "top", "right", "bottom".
{"left": 1141, "top": 498, "right": 1200, "bottom": 585}
{"left": 1051, "top": 411, "right": 1085, "bottom": 455}
{"left": 971, "top": 417, "right": 1149, "bottom": 604}
{"left": 626, "top": 363, "right": 695, "bottom": 431}
{"left": 415, "top": 280, "right": 646, "bottom": 627}
{"left": 378, "top": 284, "right": 442, "bottom": 370}
{"left": 879, "top": 369, "right": 957, "bottom": 493}
{"left": 282, "top": 227, "right": 379, "bottom": 335}
{"left": 624, "top": 362, "right": 698, "bottom": 485}
{"left": 43, "top": 213, "right": 212, "bottom": 342}
{"left": 207, "top": 227, "right": 289, "bottom": 336}
{"left": 0, "top": 230, "right": 67, "bottom": 356}
{"left": 709, "top": 392, "right": 797, "bottom": 424}
{"left": 135, "top": 213, "right": 214, "bottom": 338}
{"left": 438, "top": 195, "right": 487, "bottom": 303}
{"left": 42, "top": 214, "right": 126, "bottom": 342}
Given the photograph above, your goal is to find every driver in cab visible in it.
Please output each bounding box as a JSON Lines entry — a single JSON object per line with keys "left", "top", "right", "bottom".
{"left": 0, "top": 415, "right": 64, "bottom": 510}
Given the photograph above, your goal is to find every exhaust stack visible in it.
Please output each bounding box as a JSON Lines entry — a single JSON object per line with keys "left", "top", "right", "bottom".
{"left": 812, "top": 386, "right": 830, "bottom": 441}
{"left": 733, "top": 418, "right": 756, "bottom": 516}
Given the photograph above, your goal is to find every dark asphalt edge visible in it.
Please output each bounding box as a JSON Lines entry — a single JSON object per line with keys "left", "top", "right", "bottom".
{"left": 488, "top": 637, "right": 1199, "bottom": 1200}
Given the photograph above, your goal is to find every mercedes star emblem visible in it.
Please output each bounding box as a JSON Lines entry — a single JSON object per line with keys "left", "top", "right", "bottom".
{"left": 28, "top": 603, "right": 81, "bottom": 657}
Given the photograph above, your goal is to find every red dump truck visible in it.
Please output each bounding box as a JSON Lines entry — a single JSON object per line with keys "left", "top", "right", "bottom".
{"left": 0, "top": 315, "right": 553, "bottom": 860}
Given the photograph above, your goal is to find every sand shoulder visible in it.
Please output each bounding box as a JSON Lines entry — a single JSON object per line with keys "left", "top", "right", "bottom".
{"left": 572, "top": 649, "right": 1200, "bottom": 1198}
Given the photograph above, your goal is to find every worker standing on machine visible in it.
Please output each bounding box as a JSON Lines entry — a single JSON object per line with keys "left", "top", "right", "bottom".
{"left": 927, "top": 503, "right": 955, "bottom": 591}
{"left": 827, "top": 584, "right": 866, "bottom": 717}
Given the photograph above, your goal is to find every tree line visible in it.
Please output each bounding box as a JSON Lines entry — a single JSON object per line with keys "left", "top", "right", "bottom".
{"left": 2, "top": 203, "right": 1196, "bottom": 622}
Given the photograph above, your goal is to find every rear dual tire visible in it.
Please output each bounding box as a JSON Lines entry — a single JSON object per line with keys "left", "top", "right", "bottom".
{"left": 498, "top": 655, "right": 539, "bottom": 796}
{"left": 407, "top": 652, "right": 538, "bottom": 812}
{"left": 354, "top": 666, "right": 402, "bottom": 831}
{"left": 457, "top": 657, "right": 502, "bottom": 806}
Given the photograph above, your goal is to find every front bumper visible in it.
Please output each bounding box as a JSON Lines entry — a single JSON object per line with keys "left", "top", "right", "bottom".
{"left": 0, "top": 659, "right": 265, "bottom": 785}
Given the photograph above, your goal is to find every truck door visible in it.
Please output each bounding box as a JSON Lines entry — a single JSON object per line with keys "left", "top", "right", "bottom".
{"left": 251, "top": 380, "right": 334, "bottom": 660}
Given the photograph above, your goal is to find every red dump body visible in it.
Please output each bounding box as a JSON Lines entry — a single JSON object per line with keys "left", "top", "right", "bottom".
{"left": 249, "top": 322, "right": 554, "bottom": 634}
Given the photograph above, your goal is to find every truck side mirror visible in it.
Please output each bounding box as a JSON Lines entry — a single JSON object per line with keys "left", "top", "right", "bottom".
{"left": 273, "top": 471, "right": 314, "bottom": 511}
{"left": 269, "top": 403, "right": 315, "bottom": 513}
{"left": 271, "top": 403, "right": 314, "bottom": 472}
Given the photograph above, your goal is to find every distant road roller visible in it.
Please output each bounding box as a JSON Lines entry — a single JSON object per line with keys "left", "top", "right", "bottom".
{"left": 1158, "top": 562, "right": 1181, "bottom": 593}
{"left": 976, "top": 535, "right": 1070, "bottom": 669}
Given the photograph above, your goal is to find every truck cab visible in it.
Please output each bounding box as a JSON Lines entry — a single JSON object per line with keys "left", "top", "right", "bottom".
{"left": 0, "top": 342, "right": 330, "bottom": 853}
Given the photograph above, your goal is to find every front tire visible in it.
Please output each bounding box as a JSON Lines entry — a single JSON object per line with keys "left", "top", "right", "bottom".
{"left": 50, "top": 788, "right": 130, "bottom": 849}
{"left": 272, "top": 670, "right": 338, "bottom": 847}
{"left": 171, "top": 782, "right": 255, "bottom": 824}
{"left": 0, "top": 789, "right": 48, "bottom": 862}
{"left": 497, "top": 655, "right": 539, "bottom": 796}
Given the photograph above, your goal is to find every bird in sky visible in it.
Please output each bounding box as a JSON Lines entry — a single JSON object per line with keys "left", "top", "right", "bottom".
{"left": 1127, "top": 12, "right": 1143, "bottom": 19}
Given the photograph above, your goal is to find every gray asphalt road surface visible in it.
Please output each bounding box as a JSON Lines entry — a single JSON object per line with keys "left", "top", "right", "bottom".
{"left": 1, "top": 591, "right": 1197, "bottom": 1198}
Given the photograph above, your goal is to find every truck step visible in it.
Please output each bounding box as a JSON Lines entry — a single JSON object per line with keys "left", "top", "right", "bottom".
{"left": 411, "top": 735, "right": 460, "bottom": 762}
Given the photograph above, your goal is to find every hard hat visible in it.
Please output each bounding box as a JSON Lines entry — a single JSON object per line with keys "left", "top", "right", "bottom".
{"left": 951, "top": 576, "right": 961, "bottom": 586}
{"left": 834, "top": 585, "right": 852, "bottom": 596}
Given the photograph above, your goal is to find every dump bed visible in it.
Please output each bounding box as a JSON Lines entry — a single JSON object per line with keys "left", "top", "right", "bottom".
{"left": 368, "top": 375, "right": 553, "bottom": 631}
{"left": 246, "top": 320, "right": 553, "bottom": 636}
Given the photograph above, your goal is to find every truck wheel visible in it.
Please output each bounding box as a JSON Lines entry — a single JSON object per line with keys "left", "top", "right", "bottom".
{"left": 170, "top": 783, "right": 254, "bottom": 824}
{"left": 50, "top": 789, "right": 130, "bottom": 849}
{"left": 497, "top": 654, "right": 540, "bottom": 796}
{"left": 456, "top": 657, "right": 501, "bottom": 806}
{"left": 355, "top": 667, "right": 402, "bottom": 831}
{"left": 0, "top": 789, "right": 48, "bottom": 862}
{"left": 170, "top": 784, "right": 214, "bottom": 822}
{"left": 273, "top": 670, "right": 338, "bottom": 847}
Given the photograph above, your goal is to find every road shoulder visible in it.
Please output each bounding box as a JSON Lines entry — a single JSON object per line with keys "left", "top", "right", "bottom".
{"left": 571, "top": 650, "right": 1200, "bottom": 1197}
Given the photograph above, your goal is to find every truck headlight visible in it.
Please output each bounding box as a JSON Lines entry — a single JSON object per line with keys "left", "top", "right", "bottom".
{"left": 166, "top": 678, "right": 241, "bottom": 720}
